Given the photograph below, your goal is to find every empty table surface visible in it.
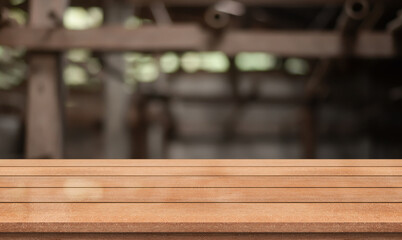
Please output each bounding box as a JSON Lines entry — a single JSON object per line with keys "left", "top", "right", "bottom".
{"left": 0, "top": 159, "right": 401, "bottom": 239}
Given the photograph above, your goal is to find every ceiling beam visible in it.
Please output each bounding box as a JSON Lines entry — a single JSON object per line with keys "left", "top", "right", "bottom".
{"left": 0, "top": 25, "right": 396, "bottom": 58}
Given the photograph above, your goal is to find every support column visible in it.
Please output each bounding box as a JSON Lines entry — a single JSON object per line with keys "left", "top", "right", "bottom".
{"left": 26, "top": 0, "right": 68, "bottom": 158}
{"left": 103, "top": 0, "right": 133, "bottom": 158}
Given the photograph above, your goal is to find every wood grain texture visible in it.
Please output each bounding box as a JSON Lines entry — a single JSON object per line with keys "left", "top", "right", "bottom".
{"left": 1, "top": 176, "right": 401, "bottom": 187}
{"left": 1, "top": 166, "right": 401, "bottom": 175}
{"left": 1, "top": 203, "right": 402, "bottom": 232}
{"left": 1, "top": 187, "right": 401, "bottom": 203}
{"left": 1, "top": 159, "right": 402, "bottom": 234}
{"left": 1, "top": 159, "right": 401, "bottom": 167}
{"left": 1, "top": 233, "right": 402, "bottom": 240}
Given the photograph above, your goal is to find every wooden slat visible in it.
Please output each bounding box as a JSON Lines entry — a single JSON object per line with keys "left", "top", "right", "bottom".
{"left": 0, "top": 203, "right": 401, "bottom": 232}
{"left": 0, "top": 25, "right": 205, "bottom": 52}
{"left": 1, "top": 159, "right": 401, "bottom": 167}
{"left": 1, "top": 233, "right": 402, "bottom": 240}
{"left": 1, "top": 187, "right": 401, "bottom": 203}
{"left": 219, "top": 31, "right": 395, "bottom": 58}
{"left": 0, "top": 27, "right": 396, "bottom": 57}
{"left": 0, "top": 167, "right": 401, "bottom": 175}
{"left": 1, "top": 176, "right": 401, "bottom": 187}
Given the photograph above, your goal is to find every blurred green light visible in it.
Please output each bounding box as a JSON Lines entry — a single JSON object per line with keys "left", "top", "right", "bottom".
{"left": 9, "top": 0, "right": 25, "bottom": 5}
{"left": 235, "top": 52, "right": 276, "bottom": 71}
{"left": 124, "top": 16, "right": 142, "bottom": 29}
{"left": 135, "top": 62, "right": 159, "bottom": 82}
{"left": 63, "top": 7, "right": 103, "bottom": 30}
{"left": 64, "top": 64, "right": 88, "bottom": 86}
{"left": 160, "top": 52, "right": 180, "bottom": 73}
{"left": 8, "top": 8, "right": 27, "bottom": 25}
{"left": 201, "top": 52, "right": 229, "bottom": 72}
{"left": 66, "top": 49, "right": 91, "bottom": 63}
{"left": 181, "top": 52, "right": 201, "bottom": 73}
{"left": 284, "top": 58, "right": 309, "bottom": 75}
{"left": 125, "top": 53, "right": 159, "bottom": 83}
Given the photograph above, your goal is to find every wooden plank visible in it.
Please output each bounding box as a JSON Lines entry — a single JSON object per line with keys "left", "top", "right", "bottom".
{"left": 1, "top": 159, "right": 402, "bottom": 167}
{"left": 0, "top": 166, "right": 401, "bottom": 175}
{"left": 1, "top": 187, "right": 401, "bottom": 203}
{"left": 0, "top": 203, "right": 401, "bottom": 232}
{"left": 25, "top": 0, "right": 68, "bottom": 158}
{"left": 1, "top": 176, "right": 402, "bottom": 188}
{"left": 0, "top": 25, "right": 206, "bottom": 52}
{"left": 1, "top": 233, "right": 402, "bottom": 240}
{"left": 219, "top": 31, "right": 395, "bottom": 58}
{"left": 0, "top": 27, "right": 396, "bottom": 58}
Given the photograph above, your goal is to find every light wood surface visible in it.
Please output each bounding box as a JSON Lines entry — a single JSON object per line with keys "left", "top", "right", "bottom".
{"left": 1, "top": 176, "right": 401, "bottom": 187}
{"left": 1, "top": 166, "right": 401, "bottom": 175}
{"left": 1, "top": 159, "right": 402, "bottom": 166}
{"left": 1, "top": 203, "right": 402, "bottom": 232}
{"left": 1, "top": 159, "right": 401, "bottom": 236}
{"left": 1, "top": 233, "right": 402, "bottom": 240}
{"left": 1, "top": 187, "right": 402, "bottom": 203}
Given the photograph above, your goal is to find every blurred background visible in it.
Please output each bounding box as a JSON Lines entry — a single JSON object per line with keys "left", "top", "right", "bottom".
{"left": 0, "top": 0, "right": 401, "bottom": 159}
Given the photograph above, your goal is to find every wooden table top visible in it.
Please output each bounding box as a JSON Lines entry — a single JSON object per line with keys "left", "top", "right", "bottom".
{"left": 0, "top": 159, "right": 401, "bottom": 233}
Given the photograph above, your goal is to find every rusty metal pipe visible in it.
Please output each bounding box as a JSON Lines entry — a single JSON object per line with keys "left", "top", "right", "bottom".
{"left": 345, "top": 0, "right": 370, "bottom": 20}
{"left": 336, "top": 0, "right": 370, "bottom": 57}
{"left": 338, "top": 0, "right": 370, "bottom": 33}
{"left": 204, "top": 7, "right": 230, "bottom": 29}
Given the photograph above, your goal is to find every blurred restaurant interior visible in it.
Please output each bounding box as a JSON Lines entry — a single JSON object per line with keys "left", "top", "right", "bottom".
{"left": 0, "top": 0, "right": 401, "bottom": 159}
